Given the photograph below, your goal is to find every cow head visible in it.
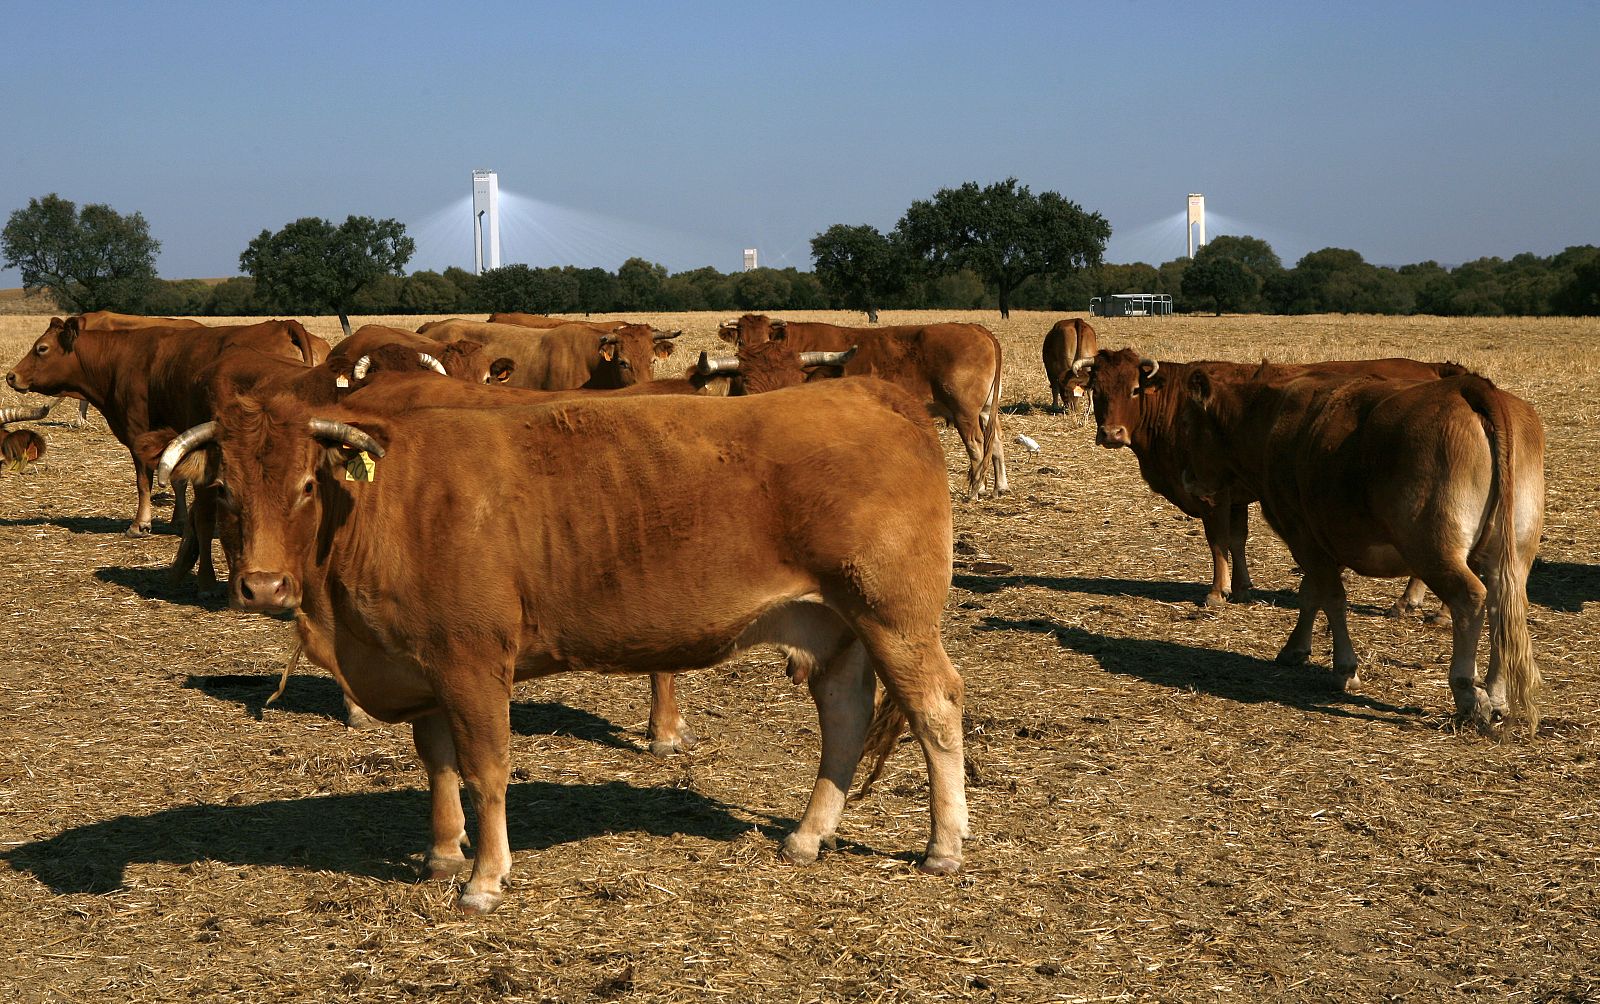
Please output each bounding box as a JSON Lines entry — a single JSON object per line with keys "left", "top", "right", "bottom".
{"left": 1078, "top": 348, "right": 1161, "bottom": 449}
{"left": 1, "top": 404, "right": 51, "bottom": 472}
{"left": 435, "top": 340, "right": 514, "bottom": 384}
{"left": 154, "top": 397, "right": 389, "bottom": 616}
{"left": 717, "top": 314, "right": 779, "bottom": 347}
{"left": 693, "top": 342, "right": 855, "bottom": 396}
{"left": 593, "top": 324, "right": 667, "bottom": 387}
{"left": 5, "top": 317, "right": 85, "bottom": 396}
{"left": 1173, "top": 368, "right": 1236, "bottom": 504}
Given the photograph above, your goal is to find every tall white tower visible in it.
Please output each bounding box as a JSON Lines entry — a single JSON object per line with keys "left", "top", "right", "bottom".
{"left": 1187, "top": 193, "right": 1206, "bottom": 258}
{"left": 472, "top": 170, "right": 501, "bottom": 274}
{"left": 743, "top": 248, "right": 759, "bottom": 271}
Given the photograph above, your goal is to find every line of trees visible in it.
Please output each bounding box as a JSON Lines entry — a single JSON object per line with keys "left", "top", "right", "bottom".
{"left": 4, "top": 190, "right": 1597, "bottom": 318}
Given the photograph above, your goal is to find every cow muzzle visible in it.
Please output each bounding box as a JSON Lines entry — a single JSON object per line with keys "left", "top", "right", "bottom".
{"left": 1097, "top": 425, "right": 1130, "bottom": 448}
{"left": 233, "top": 571, "right": 301, "bottom": 615}
{"left": 5, "top": 371, "right": 23, "bottom": 391}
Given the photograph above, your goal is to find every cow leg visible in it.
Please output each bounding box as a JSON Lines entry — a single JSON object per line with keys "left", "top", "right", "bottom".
{"left": 988, "top": 415, "right": 1009, "bottom": 497}
{"left": 1199, "top": 508, "right": 1235, "bottom": 607}
{"left": 646, "top": 672, "right": 698, "bottom": 756}
{"left": 956, "top": 417, "right": 986, "bottom": 501}
{"left": 129, "top": 457, "right": 154, "bottom": 537}
{"left": 171, "top": 484, "right": 218, "bottom": 587}
{"left": 781, "top": 639, "right": 876, "bottom": 866}
{"left": 171, "top": 477, "right": 189, "bottom": 534}
{"left": 1386, "top": 576, "right": 1430, "bottom": 618}
{"left": 78, "top": 399, "right": 91, "bottom": 427}
{"left": 411, "top": 712, "right": 471, "bottom": 879}
{"left": 865, "top": 630, "right": 968, "bottom": 874}
{"left": 1228, "top": 502, "right": 1254, "bottom": 601}
{"left": 1316, "top": 570, "right": 1360, "bottom": 689}
{"left": 441, "top": 680, "right": 514, "bottom": 913}
{"left": 1276, "top": 573, "right": 1321, "bottom": 667}
{"left": 1429, "top": 565, "right": 1492, "bottom": 724}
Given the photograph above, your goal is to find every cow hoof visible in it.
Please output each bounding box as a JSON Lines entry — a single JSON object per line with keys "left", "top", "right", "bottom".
{"left": 1232, "top": 587, "right": 1253, "bottom": 604}
{"left": 778, "top": 833, "right": 821, "bottom": 866}
{"left": 1202, "top": 592, "right": 1228, "bottom": 608}
{"left": 125, "top": 524, "right": 151, "bottom": 539}
{"left": 346, "top": 705, "right": 380, "bottom": 731}
{"left": 424, "top": 853, "right": 471, "bottom": 881}
{"left": 456, "top": 889, "right": 503, "bottom": 915}
{"left": 648, "top": 730, "right": 698, "bottom": 757}
{"left": 1333, "top": 668, "right": 1360, "bottom": 691}
{"left": 1275, "top": 646, "right": 1310, "bottom": 667}
{"left": 918, "top": 854, "right": 962, "bottom": 876}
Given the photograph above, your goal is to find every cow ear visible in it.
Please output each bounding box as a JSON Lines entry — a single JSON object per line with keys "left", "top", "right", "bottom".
{"left": 1188, "top": 370, "right": 1214, "bottom": 409}
{"left": 57, "top": 318, "right": 80, "bottom": 352}
{"left": 490, "top": 358, "right": 515, "bottom": 383}
{"left": 653, "top": 339, "right": 676, "bottom": 360}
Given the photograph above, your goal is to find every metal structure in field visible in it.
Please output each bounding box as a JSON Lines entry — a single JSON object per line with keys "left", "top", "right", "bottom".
{"left": 1090, "top": 293, "right": 1174, "bottom": 317}
{"left": 472, "top": 170, "right": 501, "bottom": 274}
{"left": 1187, "top": 193, "right": 1206, "bottom": 259}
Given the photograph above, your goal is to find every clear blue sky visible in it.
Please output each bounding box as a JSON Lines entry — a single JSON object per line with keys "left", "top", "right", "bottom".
{"left": 3, "top": 1, "right": 1596, "bottom": 283}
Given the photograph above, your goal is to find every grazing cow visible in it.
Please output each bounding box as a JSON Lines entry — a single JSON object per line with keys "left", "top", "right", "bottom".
{"left": 1041, "top": 318, "right": 1097, "bottom": 414}
{"left": 1178, "top": 365, "right": 1545, "bottom": 730}
{"left": 1, "top": 405, "right": 50, "bottom": 473}
{"left": 1078, "top": 348, "right": 1467, "bottom": 608}
{"left": 5, "top": 318, "right": 328, "bottom": 536}
{"left": 717, "top": 314, "right": 1005, "bottom": 499}
{"left": 153, "top": 377, "right": 969, "bottom": 913}
{"left": 422, "top": 320, "right": 678, "bottom": 391}
{"left": 37, "top": 312, "right": 206, "bottom": 426}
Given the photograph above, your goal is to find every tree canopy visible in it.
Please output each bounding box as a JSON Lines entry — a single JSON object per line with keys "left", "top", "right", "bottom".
{"left": 895, "top": 178, "right": 1110, "bottom": 318}
{"left": 1, "top": 193, "right": 160, "bottom": 312}
{"left": 239, "top": 215, "right": 413, "bottom": 336}
{"left": 809, "top": 224, "right": 911, "bottom": 323}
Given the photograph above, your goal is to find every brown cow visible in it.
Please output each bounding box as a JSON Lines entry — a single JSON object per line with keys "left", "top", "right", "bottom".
{"left": 717, "top": 314, "right": 1005, "bottom": 499}
{"left": 5, "top": 318, "right": 328, "bottom": 536}
{"left": 1, "top": 405, "right": 50, "bottom": 473}
{"left": 422, "top": 320, "right": 677, "bottom": 391}
{"left": 1078, "top": 348, "right": 1467, "bottom": 609}
{"left": 153, "top": 377, "right": 969, "bottom": 913}
{"left": 38, "top": 312, "right": 206, "bottom": 426}
{"left": 1041, "top": 318, "right": 1097, "bottom": 414}
{"left": 1178, "top": 365, "right": 1545, "bottom": 730}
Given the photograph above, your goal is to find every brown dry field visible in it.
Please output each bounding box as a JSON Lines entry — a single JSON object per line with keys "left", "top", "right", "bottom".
{"left": 1, "top": 310, "right": 1597, "bottom": 1003}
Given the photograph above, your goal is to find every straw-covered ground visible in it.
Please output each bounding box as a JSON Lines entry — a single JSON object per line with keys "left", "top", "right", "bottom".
{"left": 1, "top": 310, "right": 1596, "bottom": 1003}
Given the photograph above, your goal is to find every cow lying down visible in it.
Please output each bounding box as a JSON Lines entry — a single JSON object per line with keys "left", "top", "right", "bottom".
{"left": 154, "top": 372, "right": 968, "bottom": 913}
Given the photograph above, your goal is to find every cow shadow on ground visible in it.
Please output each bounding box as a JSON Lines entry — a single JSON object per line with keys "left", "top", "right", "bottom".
{"left": 184, "top": 673, "right": 640, "bottom": 753}
{"left": 1528, "top": 559, "right": 1600, "bottom": 613}
{"left": 954, "top": 572, "right": 1299, "bottom": 609}
{"left": 0, "top": 514, "right": 138, "bottom": 536}
{"left": 94, "top": 564, "right": 230, "bottom": 612}
{"left": 5, "top": 780, "right": 792, "bottom": 897}
{"left": 979, "top": 616, "right": 1429, "bottom": 728}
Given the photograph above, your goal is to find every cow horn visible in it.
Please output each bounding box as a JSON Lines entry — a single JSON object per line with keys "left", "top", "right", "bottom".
{"left": 308, "top": 419, "right": 386, "bottom": 459}
{"left": 696, "top": 351, "right": 740, "bottom": 375}
{"left": 799, "top": 347, "right": 857, "bottom": 367}
{"left": 598, "top": 333, "right": 620, "bottom": 346}
{"left": 652, "top": 329, "right": 683, "bottom": 341}
{"left": 1071, "top": 357, "right": 1093, "bottom": 374}
{"left": 416, "top": 352, "right": 448, "bottom": 375}
{"left": 1139, "top": 357, "right": 1160, "bottom": 378}
{"left": 0, "top": 405, "right": 51, "bottom": 426}
{"left": 352, "top": 355, "right": 373, "bottom": 381}
{"left": 154, "top": 421, "right": 217, "bottom": 487}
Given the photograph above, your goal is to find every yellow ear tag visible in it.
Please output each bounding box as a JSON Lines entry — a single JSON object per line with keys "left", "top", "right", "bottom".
{"left": 344, "top": 451, "right": 376, "bottom": 482}
{"left": 335, "top": 375, "right": 350, "bottom": 389}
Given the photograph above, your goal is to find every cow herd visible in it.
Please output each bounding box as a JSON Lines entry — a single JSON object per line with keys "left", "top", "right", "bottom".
{"left": 1, "top": 309, "right": 1546, "bottom": 914}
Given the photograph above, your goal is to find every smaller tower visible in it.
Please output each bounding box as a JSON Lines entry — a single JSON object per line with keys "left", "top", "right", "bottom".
{"left": 1187, "top": 193, "right": 1206, "bottom": 259}
{"left": 743, "top": 248, "right": 759, "bottom": 271}
{"left": 472, "top": 170, "right": 501, "bottom": 274}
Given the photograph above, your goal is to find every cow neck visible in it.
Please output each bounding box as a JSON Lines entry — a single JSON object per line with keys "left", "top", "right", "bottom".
{"left": 1127, "top": 360, "right": 1187, "bottom": 455}
{"left": 66, "top": 329, "right": 120, "bottom": 412}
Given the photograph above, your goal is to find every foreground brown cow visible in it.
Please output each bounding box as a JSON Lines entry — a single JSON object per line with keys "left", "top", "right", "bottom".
{"left": 1079, "top": 348, "right": 1465, "bottom": 609}
{"left": 38, "top": 312, "right": 206, "bottom": 426}
{"left": 154, "top": 377, "right": 969, "bottom": 913}
{"left": 718, "top": 314, "right": 1005, "bottom": 499}
{"left": 1179, "top": 365, "right": 1544, "bottom": 730}
{"left": 5, "top": 318, "right": 328, "bottom": 535}
{"left": 422, "top": 320, "right": 676, "bottom": 390}
{"left": 1041, "top": 318, "right": 1097, "bottom": 414}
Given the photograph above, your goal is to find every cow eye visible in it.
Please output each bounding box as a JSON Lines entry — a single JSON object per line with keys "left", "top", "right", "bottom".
{"left": 35, "top": 344, "right": 47, "bottom": 355}
{"left": 618, "top": 359, "right": 632, "bottom": 369}
{"left": 302, "top": 478, "right": 316, "bottom": 497}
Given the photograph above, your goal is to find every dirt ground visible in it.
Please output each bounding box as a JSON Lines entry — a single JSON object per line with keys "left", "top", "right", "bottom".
{"left": 1, "top": 310, "right": 1596, "bottom": 1003}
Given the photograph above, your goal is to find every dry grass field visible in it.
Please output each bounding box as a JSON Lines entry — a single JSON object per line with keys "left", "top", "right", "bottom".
{"left": 1, "top": 309, "right": 1596, "bottom": 1003}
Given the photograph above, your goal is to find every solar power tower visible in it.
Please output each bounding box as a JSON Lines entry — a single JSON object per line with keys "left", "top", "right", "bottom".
{"left": 1187, "top": 193, "right": 1206, "bottom": 259}
{"left": 472, "top": 170, "right": 501, "bottom": 274}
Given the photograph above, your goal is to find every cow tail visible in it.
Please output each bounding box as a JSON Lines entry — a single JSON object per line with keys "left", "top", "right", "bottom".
{"left": 975, "top": 333, "right": 1004, "bottom": 496}
{"left": 850, "top": 689, "right": 908, "bottom": 801}
{"left": 1465, "top": 379, "right": 1542, "bottom": 735}
{"left": 265, "top": 642, "right": 303, "bottom": 708}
